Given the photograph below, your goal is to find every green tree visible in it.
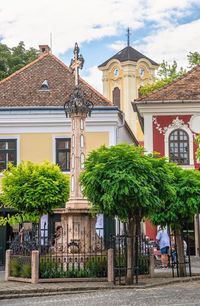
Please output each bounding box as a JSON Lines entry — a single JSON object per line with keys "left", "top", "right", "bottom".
{"left": 0, "top": 161, "right": 69, "bottom": 225}
{"left": 150, "top": 164, "right": 200, "bottom": 276}
{"left": 139, "top": 60, "right": 185, "bottom": 97}
{"left": 80, "top": 144, "right": 173, "bottom": 284}
{"left": 157, "top": 60, "right": 185, "bottom": 80}
{"left": 187, "top": 51, "right": 200, "bottom": 68}
{"left": 0, "top": 41, "right": 39, "bottom": 81}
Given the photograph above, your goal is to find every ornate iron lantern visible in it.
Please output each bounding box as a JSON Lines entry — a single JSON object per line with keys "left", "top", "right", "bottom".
{"left": 64, "top": 85, "right": 93, "bottom": 118}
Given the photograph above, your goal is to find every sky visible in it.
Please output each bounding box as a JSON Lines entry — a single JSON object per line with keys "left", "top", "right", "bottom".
{"left": 0, "top": 0, "right": 200, "bottom": 93}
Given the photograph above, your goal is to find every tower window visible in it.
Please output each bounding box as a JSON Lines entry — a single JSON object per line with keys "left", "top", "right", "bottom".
{"left": 112, "top": 87, "right": 120, "bottom": 109}
{"left": 169, "top": 129, "right": 189, "bottom": 165}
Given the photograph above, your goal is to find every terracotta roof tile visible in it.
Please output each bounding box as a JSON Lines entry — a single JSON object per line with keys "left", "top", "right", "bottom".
{"left": 0, "top": 53, "right": 111, "bottom": 107}
{"left": 136, "top": 64, "right": 200, "bottom": 102}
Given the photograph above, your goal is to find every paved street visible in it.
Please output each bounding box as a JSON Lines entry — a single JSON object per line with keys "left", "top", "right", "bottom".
{"left": 1, "top": 281, "right": 200, "bottom": 306}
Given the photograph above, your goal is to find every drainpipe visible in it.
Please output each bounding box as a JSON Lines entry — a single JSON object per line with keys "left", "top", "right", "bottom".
{"left": 116, "top": 110, "right": 125, "bottom": 144}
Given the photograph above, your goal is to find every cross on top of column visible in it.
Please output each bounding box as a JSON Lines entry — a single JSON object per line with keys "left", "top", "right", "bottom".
{"left": 70, "top": 42, "right": 84, "bottom": 86}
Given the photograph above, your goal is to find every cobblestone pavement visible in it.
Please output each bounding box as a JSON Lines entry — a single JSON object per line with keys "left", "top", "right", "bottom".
{"left": 1, "top": 281, "right": 200, "bottom": 306}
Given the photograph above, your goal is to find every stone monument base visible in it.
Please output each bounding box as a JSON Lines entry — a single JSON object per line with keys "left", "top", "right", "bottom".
{"left": 54, "top": 200, "right": 98, "bottom": 253}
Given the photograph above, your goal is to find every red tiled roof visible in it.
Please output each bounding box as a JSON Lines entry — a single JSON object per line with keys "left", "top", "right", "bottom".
{"left": 136, "top": 64, "right": 200, "bottom": 102}
{"left": 0, "top": 53, "right": 111, "bottom": 107}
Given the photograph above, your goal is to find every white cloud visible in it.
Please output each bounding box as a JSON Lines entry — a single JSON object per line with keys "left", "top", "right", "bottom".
{"left": 0, "top": 0, "right": 200, "bottom": 91}
{"left": 137, "top": 19, "right": 200, "bottom": 69}
{"left": 0, "top": 0, "right": 199, "bottom": 53}
{"left": 109, "top": 40, "right": 126, "bottom": 52}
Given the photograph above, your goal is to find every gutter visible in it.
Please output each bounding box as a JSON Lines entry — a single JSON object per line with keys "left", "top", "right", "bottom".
{"left": 134, "top": 99, "right": 200, "bottom": 104}
{"left": 0, "top": 106, "right": 119, "bottom": 112}
{"left": 117, "top": 110, "right": 139, "bottom": 146}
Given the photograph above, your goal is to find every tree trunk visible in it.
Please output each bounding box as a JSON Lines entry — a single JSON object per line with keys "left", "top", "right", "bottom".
{"left": 176, "top": 227, "right": 186, "bottom": 277}
{"left": 126, "top": 216, "right": 136, "bottom": 285}
{"left": 134, "top": 213, "right": 140, "bottom": 284}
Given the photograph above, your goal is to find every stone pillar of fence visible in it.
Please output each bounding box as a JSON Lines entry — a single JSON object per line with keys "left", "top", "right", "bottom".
{"left": 31, "top": 250, "right": 39, "bottom": 284}
{"left": 5, "top": 249, "right": 12, "bottom": 281}
{"left": 149, "top": 248, "right": 155, "bottom": 278}
{"left": 107, "top": 248, "right": 114, "bottom": 283}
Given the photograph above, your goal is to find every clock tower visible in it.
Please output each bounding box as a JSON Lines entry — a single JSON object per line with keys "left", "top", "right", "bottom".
{"left": 98, "top": 40, "right": 158, "bottom": 141}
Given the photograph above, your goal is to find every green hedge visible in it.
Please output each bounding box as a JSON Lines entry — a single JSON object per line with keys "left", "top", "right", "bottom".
{"left": 40, "top": 256, "right": 107, "bottom": 278}
{"left": 10, "top": 257, "right": 31, "bottom": 278}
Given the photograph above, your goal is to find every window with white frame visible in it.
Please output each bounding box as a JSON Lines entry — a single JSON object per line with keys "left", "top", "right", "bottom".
{"left": 0, "top": 139, "right": 17, "bottom": 171}
{"left": 56, "top": 138, "right": 71, "bottom": 171}
{"left": 169, "top": 129, "right": 189, "bottom": 165}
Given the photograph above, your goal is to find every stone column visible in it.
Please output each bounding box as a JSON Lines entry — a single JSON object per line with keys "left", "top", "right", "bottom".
{"left": 61, "top": 43, "right": 95, "bottom": 254}
{"left": 67, "top": 113, "right": 88, "bottom": 210}
{"left": 31, "top": 250, "right": 39, "bottom": 284}
{"left": 149, "top": 248, "right": 155, "bottom": 278}
{"left": 5, "top": 249, "right": 12, "bottom": 281}
{"left": 107, "top": 248, "right": 114, "bottom": 283}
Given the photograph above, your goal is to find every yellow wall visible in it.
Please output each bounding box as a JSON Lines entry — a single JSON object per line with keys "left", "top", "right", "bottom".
{"left": 0, "top": 131, "right": 109, "bottom": 189}
{"left": 0, "top": 131, "right": 109, "bottom": 163}
{"left": 20, "top": 134, "right": 53, "bottom": 163}
{"left": 86, "top": 132, "right": 109, "bottom": 153}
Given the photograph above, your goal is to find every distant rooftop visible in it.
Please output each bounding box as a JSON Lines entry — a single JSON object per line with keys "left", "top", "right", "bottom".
{"left": 98, "top": 46, "right": 158, "bottom": 68}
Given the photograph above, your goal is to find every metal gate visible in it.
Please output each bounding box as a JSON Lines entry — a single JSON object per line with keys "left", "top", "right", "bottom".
{"left": 169, "top": 225, "right": 191, "bottom": 277}
{"left": 113, "top": 234, "right": 150, "bottom": 285}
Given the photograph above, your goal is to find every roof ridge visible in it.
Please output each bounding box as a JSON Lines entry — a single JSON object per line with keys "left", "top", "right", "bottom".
{"left": 0, "top": 52, "right": 49, "bottom": 85}
{"left": 49, "top": 53, "right": 73, "bottom": 73}
{"left": 137, "top": 64, "right": 200, "bottom": 101}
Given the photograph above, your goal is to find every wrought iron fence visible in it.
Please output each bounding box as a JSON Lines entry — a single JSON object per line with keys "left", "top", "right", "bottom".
{"left": 113, "top": 233, "right": 150, "bottom": 285}
{"left": 8, "top": 219, "right": 154, "bottom": 282}
{"left": 169, "top": 224, "right": 191, "bottom": 277}
{"left": 8, "top": 221, "right": 109, "bottom": 279}
{"left": 9, "top": 224, "right": 39, "bottom": 256}
{"left": 39, "top": 223, "right": 108, "bottom": 279}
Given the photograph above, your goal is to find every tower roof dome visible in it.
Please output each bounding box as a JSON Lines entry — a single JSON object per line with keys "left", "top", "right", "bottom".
{"left": 98, "top": 46, "right": 158, "bottom": 68}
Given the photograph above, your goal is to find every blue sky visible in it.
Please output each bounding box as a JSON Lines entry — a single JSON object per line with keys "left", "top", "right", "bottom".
{"left": 1, "top": 0, "right": 200, "bottom": 92}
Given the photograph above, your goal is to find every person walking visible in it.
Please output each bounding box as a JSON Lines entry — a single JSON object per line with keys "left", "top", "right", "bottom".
{"left": 156, "top": 226, "right": 170, "bottom": 268}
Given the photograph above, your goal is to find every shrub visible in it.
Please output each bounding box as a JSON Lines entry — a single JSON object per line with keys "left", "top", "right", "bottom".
{"left": 85, "top": 256, "right": 107, "bottom": 277}
{"left": 40, "top": 256, "right": 108, "bottom": 278}
{"left": 10, "top": 258, "right": 21, "bottom": 277}
{"left": 10, "top": 257, "right": 31, "bottom": 278}
{"left": 20, "top": 263, "right": 31, "bottom": 278}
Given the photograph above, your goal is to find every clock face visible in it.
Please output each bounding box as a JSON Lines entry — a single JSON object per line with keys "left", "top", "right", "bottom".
{"left": 139, "top": 67, "right": 145, "bottom": 77}
{"left": 114, "top": 68, "right": 119, "bottom": 77}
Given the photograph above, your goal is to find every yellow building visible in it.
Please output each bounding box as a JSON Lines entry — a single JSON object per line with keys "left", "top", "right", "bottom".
{"left": 98, "top": 44, "right": 158, "bottom": 141}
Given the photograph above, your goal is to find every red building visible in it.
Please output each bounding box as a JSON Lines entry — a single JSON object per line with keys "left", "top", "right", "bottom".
{"left": 133, "top": 65, "right": 200, "bottom": 255}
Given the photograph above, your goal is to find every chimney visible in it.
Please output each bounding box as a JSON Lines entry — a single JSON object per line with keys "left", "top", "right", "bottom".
{"left": 39, "top": 45, "right": 51, "bottom": 54}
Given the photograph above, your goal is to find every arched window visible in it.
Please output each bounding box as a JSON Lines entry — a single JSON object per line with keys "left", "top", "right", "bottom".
{"left": 169, "top": 129, "right": 189, "bottom": 165}
{"left": 112, "top": 87, "right": 120, "bottom": 109}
